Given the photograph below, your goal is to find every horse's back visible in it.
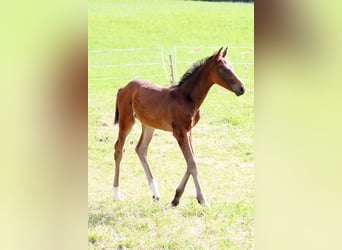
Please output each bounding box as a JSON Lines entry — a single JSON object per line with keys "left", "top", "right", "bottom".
{"left": 129, "top": 79, "right": 165, "bottom": 91}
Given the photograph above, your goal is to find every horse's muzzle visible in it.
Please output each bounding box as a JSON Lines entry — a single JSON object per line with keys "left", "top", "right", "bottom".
{"left": 235, "top": 85, "right": 245, "bottom": 96}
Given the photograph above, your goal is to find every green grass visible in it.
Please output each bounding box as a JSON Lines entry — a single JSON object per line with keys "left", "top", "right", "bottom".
{"left": 89, "top": 0, "right": 254, "bottom": 249}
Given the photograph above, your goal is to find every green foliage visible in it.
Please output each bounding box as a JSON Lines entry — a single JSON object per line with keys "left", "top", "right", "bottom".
{"left": 89, "top": 0, "right": 253, "bottom": 249}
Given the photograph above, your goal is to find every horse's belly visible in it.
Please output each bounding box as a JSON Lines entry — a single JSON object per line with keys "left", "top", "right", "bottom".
{"left": 134, "top": 111, "right": 173, "bottom": 132}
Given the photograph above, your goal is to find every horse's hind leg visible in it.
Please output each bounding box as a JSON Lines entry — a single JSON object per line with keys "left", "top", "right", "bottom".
{"left": 113, "top": 109, "right": 135, "bottom": 200}
{"left": 135, "top": 124, "right": 160, "bottom": 201}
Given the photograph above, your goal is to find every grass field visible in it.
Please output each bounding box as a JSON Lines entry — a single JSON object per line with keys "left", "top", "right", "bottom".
{"left": 89, "top": 0, "right": 254, "bottom": 249}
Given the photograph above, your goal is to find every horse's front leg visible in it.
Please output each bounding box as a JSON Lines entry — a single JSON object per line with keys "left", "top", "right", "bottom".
{"left": 172, "top": 128, "right": 207, "bottom": 206}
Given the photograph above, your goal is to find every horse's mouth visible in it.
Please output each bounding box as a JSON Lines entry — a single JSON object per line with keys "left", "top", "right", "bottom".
{"left": 235, "top": 86, "right": 245, "bottom": 96}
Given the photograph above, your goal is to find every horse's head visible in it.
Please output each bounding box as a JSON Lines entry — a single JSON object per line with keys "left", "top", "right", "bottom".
{"left": 210, "top": 47, "right": 245, "bottom": 96}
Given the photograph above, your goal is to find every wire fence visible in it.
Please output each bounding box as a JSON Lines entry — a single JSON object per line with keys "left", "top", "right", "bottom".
{"left": 88, "top": 46, "right": 254, "bottom": 84}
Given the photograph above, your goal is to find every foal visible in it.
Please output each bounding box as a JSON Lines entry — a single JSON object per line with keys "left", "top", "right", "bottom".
{"left": 113, "top": 47, "right": 245, "bottom": 206}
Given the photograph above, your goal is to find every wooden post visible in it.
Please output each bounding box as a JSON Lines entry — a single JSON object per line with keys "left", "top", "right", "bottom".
{"left": 169, "top": 54, "right": 175, "bottom": 85}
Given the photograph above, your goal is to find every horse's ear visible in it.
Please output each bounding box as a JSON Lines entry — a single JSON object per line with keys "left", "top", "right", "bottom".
{"left": 222, "top": 47, "right": 228, "bottom": 57}
{"left": 215, "top": 47, "right": 224, "bottom": 61}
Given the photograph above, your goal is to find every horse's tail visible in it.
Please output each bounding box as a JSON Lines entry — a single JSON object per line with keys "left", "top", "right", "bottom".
{"left": 114, "top": 88, "right": 122, "bottom": 125}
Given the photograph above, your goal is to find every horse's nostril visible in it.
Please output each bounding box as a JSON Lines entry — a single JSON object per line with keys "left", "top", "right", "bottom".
{"left": 240, "top": 86, "right": 245, "bottom": 94}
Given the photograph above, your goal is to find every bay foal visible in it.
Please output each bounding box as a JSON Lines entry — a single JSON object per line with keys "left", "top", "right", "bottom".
{"left": 113, "top": 47, "right": 245, "bottom": 206}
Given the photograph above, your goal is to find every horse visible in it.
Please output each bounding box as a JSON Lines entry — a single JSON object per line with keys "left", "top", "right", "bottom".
{"left": 113, "top": 47, "right": 245, "bottom": 206}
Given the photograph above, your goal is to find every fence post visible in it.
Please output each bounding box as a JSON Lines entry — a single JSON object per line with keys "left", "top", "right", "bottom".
{"left": 169, "top": 54, "right": 175, "bottom": 85}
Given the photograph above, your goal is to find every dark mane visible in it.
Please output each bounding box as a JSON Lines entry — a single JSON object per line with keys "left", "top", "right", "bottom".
{"left": 177, "top": 55, "right": 213, "bottom": 86}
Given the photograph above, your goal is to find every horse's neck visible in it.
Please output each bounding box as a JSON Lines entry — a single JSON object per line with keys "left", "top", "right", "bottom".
{"left": 178, "top": 69, "right": 213, "bottom": 111}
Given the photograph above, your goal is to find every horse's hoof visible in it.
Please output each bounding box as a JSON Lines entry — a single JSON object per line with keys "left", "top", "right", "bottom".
{"left": 171, "top": 199, "right": 179, "bottom": 207}
{"left": 200, "top": 201, "right": 209, "bottom": 207}
{"left": 197, "top": 199, "right": 209, "bottom": 207}
{"left": 152, "top": 195, "right": 160, "bottom": 202}
{"left": 113, "top": 194, "right": 121, "bottom": 201}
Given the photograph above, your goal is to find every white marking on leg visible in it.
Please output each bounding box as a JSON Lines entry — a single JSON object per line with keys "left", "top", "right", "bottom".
{"left": 149, "top": 180, "right": 160, "bottom": 200}
{"left": 113, "top": 186, "right": 120, "bottom": 201}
